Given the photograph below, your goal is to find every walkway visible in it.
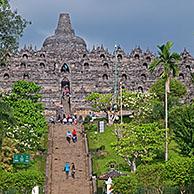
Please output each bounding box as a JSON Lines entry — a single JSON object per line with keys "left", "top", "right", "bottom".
{"left": 46, "top": 123, "right": 92, "bottom": 194}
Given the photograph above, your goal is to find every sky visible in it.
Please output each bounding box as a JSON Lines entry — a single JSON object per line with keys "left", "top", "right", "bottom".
{"left": 10, "top": 0, "right": 194, "bottom": 55}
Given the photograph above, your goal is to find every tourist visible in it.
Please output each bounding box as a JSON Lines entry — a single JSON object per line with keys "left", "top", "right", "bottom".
{"left": 72, "top": 128, "right": 77, "bottom": 143}
{"left": 66, "top": 130, "right": 72, "bottom": 144}
{"left": 68, "top": 116, "right": 73, "bottom": 125}
{"left": 64, "top": 162, "right": 70, "bottom": 179}
{"left": 73, "top": 118, "right": 78, "bottom": 125}
{"left": 71, "top": 162, "right": 76, "bottom": 179}
{"left": 63, "top": 117, "right": 67, "bottom": 125}
{"left": 72, "top": 128, "right": 77, "bottom": 136}
{"left": 49, "top": 116, "right": 55, "bottom": 124}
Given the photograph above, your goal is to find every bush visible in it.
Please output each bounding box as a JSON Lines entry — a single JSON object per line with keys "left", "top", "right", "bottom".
{"left": 113, "top": 175, "right": 138, "bottom": 194}
{"left": 84, "top": 123, "right": 98, "bottom": 132}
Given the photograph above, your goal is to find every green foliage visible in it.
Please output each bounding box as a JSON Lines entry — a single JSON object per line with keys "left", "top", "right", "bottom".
{"left": 84, "top": 123, "right": 98, "bottom": 132}
{"left": 149, "top": 78, "right": 187, "bottom": 101}
{"left": 0, "top": 82, "right": 46, "bottom": 189}
{"left": 165, "top": 156, "right": 194, "bottom": 193}
{"left": 85, "top": 92, "right": 112, "bottom": 113}
{"left": 0, "top": 1, "right": 28, "bottom": 60}
{"left": 87, "top": 124, "right": 127, "bottom": 176}
{"left": 11, "top": 80, "right": 42, "bottom": 102}
{"left": 112, "top": 158, "right": 194, "bottom": 194}
{"left": 137, "top": 163, "right": 166, "bottom": 192}
{"left": 0, "top": 169, "right": 44, "bottom": 192}
{"left": 170, "top": 104, "right": 194, "bottom": 156}
{"left": 191, "top": 72, "right": 194, "bottom": 84}
{"left": 0, "top": 98, "right": 15, "bottom": 149}
{"left": 149, "top": 41, "right": 180, "bottom": 80}
{"left": 113, "top": 174, "right": 138, "bottom": 194}
{"left": 3, "top": 81, "right": 47, "bottom": 152}
{"left": 122, "top": 91, "right": 156, "bottom": 123}
{"left": 148, "top": 78, "right": 187, "bottom": 123}
{"left": 112, "top": 123, "right": 164, "bottom": 171}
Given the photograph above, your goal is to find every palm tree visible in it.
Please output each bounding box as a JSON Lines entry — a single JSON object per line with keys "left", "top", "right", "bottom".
{"left": 149, "top": 41, "right": 180, "bottom": 161}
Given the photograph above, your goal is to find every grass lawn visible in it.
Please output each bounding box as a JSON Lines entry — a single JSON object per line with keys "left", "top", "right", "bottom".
{"left": 86, "top": 123, "right": 129, "bottom": 176}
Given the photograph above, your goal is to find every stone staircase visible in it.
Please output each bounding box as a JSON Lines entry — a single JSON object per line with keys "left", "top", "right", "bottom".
{"left": 46, "top": 123, "right": 92, "bottom": 194}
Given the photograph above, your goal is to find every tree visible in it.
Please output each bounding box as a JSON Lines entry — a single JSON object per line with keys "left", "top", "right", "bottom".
{"left": 0, "top": 96, "right": 15, "bottom": 150}
{"left": 165, "top": 156, "right": 194, "bottom": 194}
{"left": 85, "top": 92, "right": 116, "bottom": 124}
{"left": 149, "top": 78, "right": 187, "bottom": 102}
{"left": 0, "top": 169, "right": 44, "bottom": 192}
{"left": 4, "top": 80, "right": 47, "bottom": 152}
{"left": 148, "top": 78, "right": 187, "bottom": 122}
{"left": 113, "top": 175, "right": 138, "bottom": 194}
{"left": 0, "top": 137, "right": 18, "bottom": 171}
{"left": 149, "top": 41, "right": 181, "bottom": 161}
{"left": 11, "top": 80, "right": 42, "bottom": 102}
{"left": 122, "top": 91, "right": 156, "bottom": 123}
{"left": 0, "top": 0, "right": 28, "bottom": 60}
{"left": 112, "top": 123, "right": 164, "bottom": 172}
{"left": 137, "top": 163, "right": 166, "bottom": 194}
{"left": 169, "top": 104, "right": 194, "bottom": 156}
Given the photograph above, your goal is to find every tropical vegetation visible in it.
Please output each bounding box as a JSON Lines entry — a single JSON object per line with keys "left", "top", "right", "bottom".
{"left": 85, "top": 41, "right": 194, "bottom": 194}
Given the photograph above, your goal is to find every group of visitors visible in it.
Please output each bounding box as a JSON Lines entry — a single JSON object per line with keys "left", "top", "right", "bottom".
{"left": 66, "top": 128, "right": 77, "bottom": 144}
{"left": 64, "top": 162, "right": 76, "bottom": 179}
{"left": 62, "top": 114, "right": 78, "bottom": 125}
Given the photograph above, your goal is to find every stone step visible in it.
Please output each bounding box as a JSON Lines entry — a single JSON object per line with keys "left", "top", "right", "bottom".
{"left": 47, "top": 123, "right": 91, "bottom": 194}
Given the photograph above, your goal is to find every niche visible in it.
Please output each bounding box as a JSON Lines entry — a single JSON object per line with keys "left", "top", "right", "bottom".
{"left": 40, "top": 62, "right": 45, "bottom": 68}
{"left": 40, "top": 53, "right": 45, "bottom": 58}
{"left": 61, "top": 63, "right": 70, "bottom": 73}
{"left": 84, "top": 62, "right": 89, "bottom": 70}
{"left": 22, "top": 54, "right": 28, "bottom": 59}
{"left": 122, "top": 74, "right": 127, "bottom": 81}
{"left": 102, "top": 74, "right": 108, "bottom": 80}
{"left": 20, "top": 62, "right": 26, "bottom": 68}
{"left": 117, "top": 54, "right": 122, "bottom": 60}
{"left": 100, "top": 54, "right": 105, "bottom": 59}
{"left": 143, "top": 63, "right": 148, "bottom": 68}
{"left": 23, "top": 73, "right": 29, "bottom": 79}
{"left": 138, "top": 86, "right": 143, "bottom": 93}
{"left": 3, "top": 73, "right": 9, "bottom": 80}
{"left": 186, "top": 65, "right": 191, "bottom": 71}
{"left": 141, "top": 74, "right": 146, "bottom": 81}
{"left": 0, "top": 62, "right": 6, "bottom": 68}
{"left": 134, "top": 54, "right": 140, "bottom": 60}
{"left": 179, "top": 73, "right": 184, "bottom": 80}
{"left": 146, "top": 56, "right": 151, "bottom": 62}
{"left": 103, "top": 63, "right": 109, "bottom": 69}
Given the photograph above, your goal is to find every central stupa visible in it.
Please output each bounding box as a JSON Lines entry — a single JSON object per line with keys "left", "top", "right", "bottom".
{"left": 42, "top": 13, "right": 87, "bottom": 51}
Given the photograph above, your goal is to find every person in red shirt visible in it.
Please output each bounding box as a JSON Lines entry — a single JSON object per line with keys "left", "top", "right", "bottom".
{"left": 72, "top": 128, "right": 76, "bottom": 136}
{"left": 72, "top": 129, "right": 77, "bottom": 143}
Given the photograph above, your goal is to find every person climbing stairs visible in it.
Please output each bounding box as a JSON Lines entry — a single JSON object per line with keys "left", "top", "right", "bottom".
{"left": 46, "top": 123, "right": 92, "bottom": 194}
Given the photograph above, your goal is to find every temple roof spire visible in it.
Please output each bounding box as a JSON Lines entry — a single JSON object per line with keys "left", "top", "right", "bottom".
{"left": 55, "top": 13, "right": 75, "bottom": 36}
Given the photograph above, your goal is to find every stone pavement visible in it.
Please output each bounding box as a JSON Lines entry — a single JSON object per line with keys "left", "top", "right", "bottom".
{"left": 46, "top": 123, "right": 92, "bottom": 194}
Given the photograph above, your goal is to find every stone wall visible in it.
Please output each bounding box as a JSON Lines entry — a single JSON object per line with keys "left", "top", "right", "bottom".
{"left": 0, "top": 13, "right": 193, "bottom": 117}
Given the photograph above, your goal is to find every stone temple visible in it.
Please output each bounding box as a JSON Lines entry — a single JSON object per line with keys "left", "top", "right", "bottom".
{"left": 0, "top": 13, "right": 194, "bottom": 117}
